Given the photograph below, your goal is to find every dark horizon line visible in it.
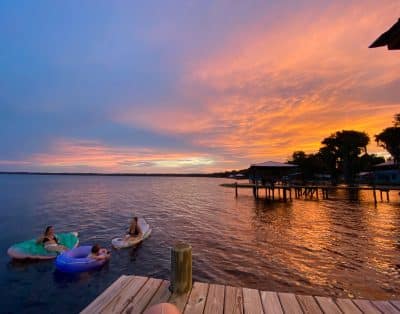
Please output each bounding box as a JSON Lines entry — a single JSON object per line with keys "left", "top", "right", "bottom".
{"left": 0, "top": 171, "right": 236, "bottom": 178}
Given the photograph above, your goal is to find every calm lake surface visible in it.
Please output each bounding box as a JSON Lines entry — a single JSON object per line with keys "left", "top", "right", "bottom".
{"left": 0, "top": 174, "right": 399, "bottom": 313}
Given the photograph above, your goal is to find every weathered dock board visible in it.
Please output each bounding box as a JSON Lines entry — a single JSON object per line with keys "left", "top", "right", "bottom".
{"left": 81, "top": 275, "right": 400, "bottom": 313}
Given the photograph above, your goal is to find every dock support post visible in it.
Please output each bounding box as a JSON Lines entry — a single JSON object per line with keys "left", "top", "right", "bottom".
{"left": 373, "top": 187, "right": 377, "bottom": 205}
{"left": 235, "top": 182, "right": 238, "bottom": 198}
{"left": 380, "top": 190, "right": 383, "bottom": 202}
{"left": 170, "top": 243, "right": 192, "bottom": 294}
{"left": 387, "top": 191, "right": 389, "bottom": 202}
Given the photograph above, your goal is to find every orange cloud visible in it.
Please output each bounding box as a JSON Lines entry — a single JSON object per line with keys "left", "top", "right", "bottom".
{"left": 113, "top": 1, "right": 400, "bottom": 168}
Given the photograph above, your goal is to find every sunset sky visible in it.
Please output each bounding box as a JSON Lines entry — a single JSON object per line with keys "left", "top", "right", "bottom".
{"left": 1, "top": 1, "right": 399, "bottom": 173}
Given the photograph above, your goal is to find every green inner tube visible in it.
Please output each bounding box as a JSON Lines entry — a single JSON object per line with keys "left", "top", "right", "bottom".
{"left": 8, "top": 233, "right": 79, "bottom": 258}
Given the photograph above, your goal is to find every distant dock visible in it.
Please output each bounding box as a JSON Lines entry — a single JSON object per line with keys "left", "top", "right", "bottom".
{"left": 221, "top": 182, "right": 400, "bottom": 204}
{"left": 81, "top": 275, "right": 400, "bottom": 313}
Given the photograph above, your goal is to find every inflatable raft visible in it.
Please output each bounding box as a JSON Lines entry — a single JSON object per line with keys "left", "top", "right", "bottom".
{"left": 55, "top": 246, "right": 109, "bottom": 273}
{"left": 7, "top": 232, "right": 79, "bottom": 260}
{"left": 111, "top": 218, "right": 152, "bottom": 249}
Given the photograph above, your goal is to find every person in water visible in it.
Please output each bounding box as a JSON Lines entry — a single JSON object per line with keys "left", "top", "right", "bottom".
{"left": 37, "top": 226, "right": 67, "bottom": 253}
{"left": 125, "top": 217, "right": 143, "bottom": 240}
{"left": 88, "top": 244, "right": 110, "bottom": 260}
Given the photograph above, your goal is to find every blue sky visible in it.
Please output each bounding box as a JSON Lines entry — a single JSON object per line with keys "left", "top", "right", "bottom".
{"left": 1, "top": 1, "right": 399, "bottom": 172}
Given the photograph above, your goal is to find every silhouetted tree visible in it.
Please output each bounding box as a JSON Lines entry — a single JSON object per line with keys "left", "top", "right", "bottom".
{"left": 394, "top": 113, "right": 400, "bottom": 127}
{"left": 289, "top": 151, "right": 327, "bottom": 181}
{"left": 320, "top": 130, "right": 369, "bottom": 184}
{"left": 357, "top": 154, "right": 385, "bottom": 173}
{"left": 318, "top": 146, "right": 338, "bottom": 183}
{"left": 375, "top": 113, "right": 400, "bottom": 166}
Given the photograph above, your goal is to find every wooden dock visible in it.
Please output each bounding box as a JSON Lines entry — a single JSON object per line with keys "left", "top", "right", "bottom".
{"left": 221, "top": 183, "right": 400, "bottom": 204}
{"left": 81, "top": 275, "right": 400, "bottom": 313}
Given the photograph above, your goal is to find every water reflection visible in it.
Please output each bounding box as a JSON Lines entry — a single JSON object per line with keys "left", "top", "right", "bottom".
{"left": 0, "top": 175, "right": 399, "bottom": 313}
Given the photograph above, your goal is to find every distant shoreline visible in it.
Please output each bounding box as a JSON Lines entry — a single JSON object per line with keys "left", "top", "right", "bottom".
{"left": 0, "top": 171, "right": 228, "bottom": 178}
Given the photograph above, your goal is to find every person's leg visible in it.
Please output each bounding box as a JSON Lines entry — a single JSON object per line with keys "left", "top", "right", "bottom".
{"left": 45, "top": 245, "right": 66, "bottom": 253}
{"left": 143, "top": 303, "right": 180, "bottom": 314}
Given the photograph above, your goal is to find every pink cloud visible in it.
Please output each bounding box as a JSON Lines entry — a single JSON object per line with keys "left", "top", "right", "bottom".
{"left": 29, "top": 138, "right": 225, "bottom": 173}
{"left": 113, "top": 1, "right": 399, "bottom": 166}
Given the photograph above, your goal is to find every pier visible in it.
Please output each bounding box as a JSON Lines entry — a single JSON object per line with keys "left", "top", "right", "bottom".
{"left": 222, "top": 183, "right": 400, "bottom": 204}
{"left": 81, "top": 275, "right": 400, "bottom": 313}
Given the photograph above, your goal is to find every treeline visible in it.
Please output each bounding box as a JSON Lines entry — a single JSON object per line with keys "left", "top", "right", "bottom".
{"left": 288, "top": 113, "right": 400, "bottom": 184}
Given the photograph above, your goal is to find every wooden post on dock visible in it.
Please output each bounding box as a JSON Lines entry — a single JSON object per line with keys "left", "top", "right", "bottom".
{"left": 235, "top": 182, "right": 238, "bottom": 198}
{"left": 373, "top": 187, "right": 377, "bottom": 204}
{"left": 170, "top": 243, "right": 192, "bottom": 294}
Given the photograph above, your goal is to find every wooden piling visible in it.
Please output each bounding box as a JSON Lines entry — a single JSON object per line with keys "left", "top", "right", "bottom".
{"left": 235, "top": 182, "right": 238, "bottom": 198}
{"left": 170, "top": 243, "right": 192, "bottom": 294}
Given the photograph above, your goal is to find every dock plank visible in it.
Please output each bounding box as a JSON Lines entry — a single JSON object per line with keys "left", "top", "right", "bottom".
{"left": 123, "top": 277, "right": 163, "bottom": 314}
{"left": 146, "top": 280, "right": 172, "bottom": 309}
{"left": 278, "top": 292, "right": 303, "bottom": 314}
{"left": 372, "top": 301, "right": 400, "bottom": 314}
{"left": 81, "top": 275, "right": 131, "bottom": 314}
{"left": 243, "top": 288, "right": 263, "bottom": 314}
{"left": 204, "top": 284, "right": 225, "bottom": 314}
{"left": 336, "top": 298, "right": 362, "bottom": 314}
{"left": 183, "top": 282, "right": 209, "bottom": 314}
{"left": 315, "top": 297, "right": 341, "bottom": 314}
{"left": 99, "top": 276, "right": 148, "bottom": 314}
{"left": 391, "top": 301, "right": 400, "bottom": 311}
{"left": 261, "top": 291, "right": 283, "bottom": 314}
{"left": 169, "top": 289, "right": 191, "bottom": 313}
{"left": 296, "top": 295, "right": 322, "bottom": 314}
{"left": 225, "top": 286, "right": 244, "bottom": 314}
{"left": 353, "top": 300, "right": 381, "bottom": 314}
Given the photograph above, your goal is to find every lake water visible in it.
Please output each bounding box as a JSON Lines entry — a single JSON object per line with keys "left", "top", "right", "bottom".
{"left": 0, "top": 174, "right": 399, "bottom": 313}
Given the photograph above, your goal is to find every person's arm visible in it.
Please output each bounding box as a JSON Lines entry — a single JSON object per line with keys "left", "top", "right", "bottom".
{"left": 94, "top": 253, "right": 110, "bottom": 260}
{"left": 36, "top": 236, "right": 44, "bottom": 244}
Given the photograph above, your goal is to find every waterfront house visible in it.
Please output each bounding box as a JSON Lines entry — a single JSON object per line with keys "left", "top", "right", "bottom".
{"left": 373, "top": 160, "right": 400, "bottom": 185}
{"left": 248, "top": 161, "right": 298, "bottom": 185}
